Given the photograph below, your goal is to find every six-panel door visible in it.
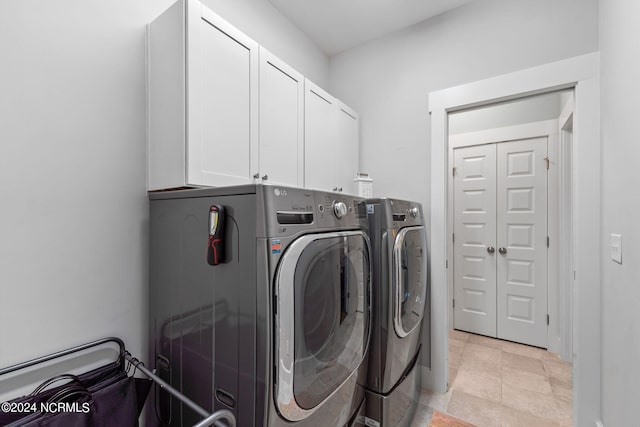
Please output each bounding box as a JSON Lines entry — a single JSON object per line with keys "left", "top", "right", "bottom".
{"left": 453, "top": 137, "right": 548, "bottom": 348}
{"left": 496, "top": 137, "right": 548, "bottom": 347}
{"left": 453, "top": 144, "right": 498, "bottom": 337}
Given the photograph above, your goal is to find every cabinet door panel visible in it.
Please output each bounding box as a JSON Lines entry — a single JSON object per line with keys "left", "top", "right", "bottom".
{"left": 188, "top": 5, "right": 258, "bottom": 186}
{"left": 259, "top": 48, "right": 303, "bottom": 186}
{"left": 335, "top": 103, "right": 359, "bottom": 194}
{"left": 304, "top": 81, "right": 335, "bottom": 191}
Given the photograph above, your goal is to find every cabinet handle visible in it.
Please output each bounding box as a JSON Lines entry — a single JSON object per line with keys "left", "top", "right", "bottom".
{"left": 498, "top": 247, "right": 507, "bottom": 255}
{"left": 338, "top": 187, "right": 343, "bottom": 192}
{"left": 253, "top": 173, "right": 260, "bottom": 179}
{"left": 261, "top": 174, "right": 268, "bottom": 181}
{"left": 487, "top": 246, "right": 495, "bottom": 254}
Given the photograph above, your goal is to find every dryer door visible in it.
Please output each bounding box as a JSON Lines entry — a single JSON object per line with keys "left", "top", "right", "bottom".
{"left": 393, "top": 226, "right": 428, "bottom": 338}
{"left": 275, "top": 231, "right": 370, "bottom": 421}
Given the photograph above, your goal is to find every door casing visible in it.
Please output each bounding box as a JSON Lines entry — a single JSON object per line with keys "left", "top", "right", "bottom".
{"left": 427, "top": 52, "right": 601, "bottom": 427}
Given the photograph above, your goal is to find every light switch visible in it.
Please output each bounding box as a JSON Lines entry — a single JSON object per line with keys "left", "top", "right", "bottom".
{"left": 611, "top": 234, "right": 622, "bottom": 264}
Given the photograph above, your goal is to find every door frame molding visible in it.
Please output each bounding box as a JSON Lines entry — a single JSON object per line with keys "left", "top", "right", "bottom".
{"left": 557, "top": 95, "right": 574, "bottom": 362}
{"left": 427, "top": 52, "right": 600, "bottom": 427}
{"left": 448, "top": 120, "right": 560, "bottom": 351}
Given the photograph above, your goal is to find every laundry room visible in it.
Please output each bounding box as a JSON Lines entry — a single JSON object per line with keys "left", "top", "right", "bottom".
{"left": 0, "top": 0, "right": 637, "bottom": 426}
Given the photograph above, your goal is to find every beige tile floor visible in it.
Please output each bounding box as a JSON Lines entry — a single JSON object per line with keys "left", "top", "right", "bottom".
{"left": 410, "top": 330, "right": 573, "bottom": 427}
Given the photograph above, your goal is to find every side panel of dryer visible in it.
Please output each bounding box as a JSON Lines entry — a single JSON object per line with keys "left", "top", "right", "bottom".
{"left": 149, "top": 193, "right": 258, "bottom": 426}
{"left": 365, "top": 204, "right": 391, "bottom": 392}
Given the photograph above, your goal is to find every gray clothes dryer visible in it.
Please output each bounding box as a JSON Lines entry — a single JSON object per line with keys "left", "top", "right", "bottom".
{"left": 148, "top": 184, "right": 372, "bottom": 427}
{"left": 364, "top": 198, "right": 428, "bottom": 427}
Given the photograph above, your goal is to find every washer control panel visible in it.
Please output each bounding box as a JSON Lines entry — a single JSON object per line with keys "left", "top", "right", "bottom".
{"left": 332, "top": 201, "right": 348, "bottom": 219}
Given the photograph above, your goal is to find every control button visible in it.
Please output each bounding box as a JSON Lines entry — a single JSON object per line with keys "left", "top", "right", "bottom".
{"left": 408, "top": 207, "right": 419, "bottom": 218}
{"left": 332, "top": 201, "right": 348, "bottom": 219}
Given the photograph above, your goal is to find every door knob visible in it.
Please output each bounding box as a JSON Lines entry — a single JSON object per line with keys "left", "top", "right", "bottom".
{"left": 261, "top": 174, "right": 268, "bottom": 181}
{"left": 253, "top": 173, "right": 260, "bottom": 179}
{"left": 498, "top": 247, "right": 507, "bottom": 255}
{"left": 487, "top": 246, "right": 495, "bottom": 254}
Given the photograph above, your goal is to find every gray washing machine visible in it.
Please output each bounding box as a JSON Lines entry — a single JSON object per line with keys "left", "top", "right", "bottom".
{"left": 364, "top": 198, "right": 428, "bottom": 427}
{"left": 148, "top": 184, "right": 371, "bottom": 426}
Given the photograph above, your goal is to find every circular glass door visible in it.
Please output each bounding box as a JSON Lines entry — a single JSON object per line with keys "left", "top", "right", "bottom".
{"left": 393, "top": 226, "right": 428, "bottom": 337}
{"left": 275, "top": 231, "right": 370, "bottom": 421}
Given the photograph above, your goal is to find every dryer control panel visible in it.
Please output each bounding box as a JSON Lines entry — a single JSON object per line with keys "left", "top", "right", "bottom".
{"left": 262, "top": 185, "right": 367, "bottom": 239}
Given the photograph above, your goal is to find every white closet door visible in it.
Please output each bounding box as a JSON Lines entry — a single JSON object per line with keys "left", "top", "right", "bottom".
{"left": 453, "top": 144, "right": 497, "bottom": 337}
{"left": 258, "top": 48, "right": 303, "bottom": 186}
{"left": 496, "top": 137, "right": 548, "bottom": 347}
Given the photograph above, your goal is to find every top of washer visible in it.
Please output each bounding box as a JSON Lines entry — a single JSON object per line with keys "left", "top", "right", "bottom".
{"left": 365, "top": 197, "right": 425, "bottom": 228}
{"left": 148, "top": 184, "right": 368, "bottom": 236}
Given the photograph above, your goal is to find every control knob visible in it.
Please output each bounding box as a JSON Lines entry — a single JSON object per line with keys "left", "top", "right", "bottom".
{"left": 408, "top": 207, "right": 419, "bottom": 218}
{"left": 332, "top": 201, "right": 348, "bottom": 219}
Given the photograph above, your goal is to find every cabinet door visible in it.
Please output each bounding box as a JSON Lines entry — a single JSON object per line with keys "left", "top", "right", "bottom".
{"left": 334, "top": 101, "right": 359, "bottom": 194}
{"left": 258, "top": 48, "right": 304, "bottom": 186}
{"left": 187, "top": 2, "right": 259, "bottom": 187}
{"left": 304, "top": 79, "right": 336, "bottom": 191}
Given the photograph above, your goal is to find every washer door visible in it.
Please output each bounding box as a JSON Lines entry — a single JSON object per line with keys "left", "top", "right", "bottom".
{"left": 393, "top": 226, "right": 428, "bottom": 338}
{"left": 275, "top": 231, "right": 370, "bottom": 421}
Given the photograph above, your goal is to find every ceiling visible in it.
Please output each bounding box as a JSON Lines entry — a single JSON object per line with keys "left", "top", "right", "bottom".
{"left": 267, "top": 0, "right": 475, "bottom": 56}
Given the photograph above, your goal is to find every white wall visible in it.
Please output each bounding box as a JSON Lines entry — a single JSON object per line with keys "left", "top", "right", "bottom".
{"left": 329, "top": 0, "right": 598, "bottom": 213}
{"left": 200, "top": 0, "right": 329, "bottom": 88}
{"left": 0, "top": 0, "right": 327, "bottom": 377}
{"left": 449, "top": 91, "right": 567, "bottom": 135}
{"left": 599, "top": 1, "right": 640, "bottom": 425}
{"left": 0, "top": 0, "right": 151, "bottom": 371}
{"left": 328, "top": 0, "right": 599, "bottom": 390}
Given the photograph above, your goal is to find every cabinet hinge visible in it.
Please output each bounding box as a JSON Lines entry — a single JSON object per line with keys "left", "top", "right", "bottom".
{"left": 453, "top": 299, "right": 455, "bottom": 308}
{"left": 452, "top": 233, "right": 455, "bottom": 243}
{"left": 547, "top": 314, "right": 550, "bottom": 325}
{"left": 446, "top": 260, "right": 448, "bottom": 269}
{"left": 544, "top": 156, "right": 550, "bottom": 170}
{"left": 452, "top": 167, "right": 456, "bottom": 176}
{"left": 547, "top": 236, "right": 550, "bottom": 248}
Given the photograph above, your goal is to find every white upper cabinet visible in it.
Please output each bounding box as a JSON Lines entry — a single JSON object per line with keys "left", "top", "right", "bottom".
{"left": 258, "top": 48, "right": 304, "bottom": 187}
{"left": 334, "top": 100, "right": 359, "bottom": 194}
{"left": 304, "top": 79, "right": 360, "bottom": 194}
{"left": 188, "top": 4, "right": 259, "bottom": 187}
{"left": 148, "top": 0, "right": 358, "bottom": 192}
{"left": 304, "top": 81, "right": 336, "bottom": 192}
{"left": 148, "top": 0, "right": 258, "bottom": 190}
